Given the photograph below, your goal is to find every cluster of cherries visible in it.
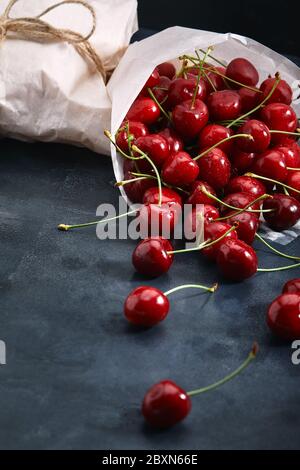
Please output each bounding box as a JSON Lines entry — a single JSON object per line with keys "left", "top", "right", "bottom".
{"left": 59, "top": 49, "right": 300, "bottom": 429}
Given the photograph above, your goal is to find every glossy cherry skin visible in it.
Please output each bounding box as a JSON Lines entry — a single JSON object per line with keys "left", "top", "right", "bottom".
{"left": 286, "top": 171, "right": 300, "bottom": 201}
{"left": 202, "top": 221, "right": 238, "bottom": 260}
{"left": 134, "top": 134, "right": 170, "bottom": 171}
{"left": 267, "top": 294, "right": 300, "bottom": 340}
{"left": 273, "top": 145, "right": 300, "bottom": 169}
{"left": 185, "top": 205, "right": 220, "bottom": 241}
{"left": 123, "top": 170, "right": 156, "bottom": 204}
{"left": 259, "top": 77, "right": 293, "bottom": 105}
{"left": 207, "top": 90, "right": 242, "bottom": 121}
{"left": 225, "top": 211, "right": 259, "bottom": 245}
{"left": 162, "top": 151, "right": 199, "bottom": 187}
{"left": 260, "top": 103, "right": 298, "bottom": 144}
{"left": 226, "top": 58, "right": 259, "bottom": 88}
{"left": 203, "top": 66, "right": 227, "bottom": 93}
{"left": 220, "top": 192, "right": 260, "bottom": 217}
{"left": 144, "top": 69, "right": 160, "bottom": 89}
{"left": 238, "top": 87, "right": 260, "bottom": 113}
{"left": 142, "top": 380, "right": 191, "bottom": 428}
{"left": 225, "top": 176, "right": 266, "bottom": 198}
{"left": 126, "top": 97, "right": 160, "bottom": 125}
{"left": 173, "top": 99, "right": 209, "bottom": 140}
{"left": 116, "top": 121, "right": 149, "bottom": 154}
{"left": 263, "top": 194, "right": 300, "bottom": 231}
{"left": 167, "top": 78, "right": 207, "bottom": 108}
{"left": 158, "top": 128, "right": 184, "bottom": 154}
{"left": 237, "top": 119, "right": 271, "bottom": 153}
{"left": 230, "top": 145, "right": 256, "bottom": 174}
{"left": 251, "top": 149, "right": 288, "bottom": 182}
{"left": 187, "top": 180, "right": 218, "bottom": 206}
{"left": 198, "top": 124, "right": 234, "bottom": 154}
{"left": 282, "top": 279, "right": 300, "bottom": 294}
{"left": 124, "top": 286, "right": 170, "bottom": 327}
{"left": 216, "top": 239, "right": 258, "bottom": 281}
{"left": 143, "top": 187, "right": 182, "bottom": 207}
{"left": 157, "top": 62, "right": 176, "bottom": 80}
{"left": 152, "top": 76, "right": 171, "bottom": 103}
{"left": 138, "top": 203, "right": 180, "bottom": 238}
{"left": 197, "top": 148, "right": 231, "bottom": 190}
{"left": 132, "top": 237, "right": 174, "bottom": 278}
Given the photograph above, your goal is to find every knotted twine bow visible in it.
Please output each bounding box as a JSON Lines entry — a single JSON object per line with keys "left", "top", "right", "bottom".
{"left": 0, "top": 0, "right": 107, "bottom": 82}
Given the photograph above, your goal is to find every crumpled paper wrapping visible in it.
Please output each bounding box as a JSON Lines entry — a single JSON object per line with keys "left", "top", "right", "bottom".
{"left": 108, "top": 26, "right": 300, "bottom": 245}
{"left": 0, "top": 0, "right": 138, "bottom": 154}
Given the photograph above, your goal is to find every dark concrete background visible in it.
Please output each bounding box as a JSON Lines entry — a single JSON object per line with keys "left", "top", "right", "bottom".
{"left": 0, "top": 30, "right": 300, "bottom": 450}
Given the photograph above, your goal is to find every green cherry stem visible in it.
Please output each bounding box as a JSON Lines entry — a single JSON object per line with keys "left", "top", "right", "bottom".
{"left": 255, "top": 232, "right": 300, "bottom": 261}
{"left": 258, "top": 262, "right": 300, "bottom": 273}
{"left": 57, "top": 209, "right": 137, "bottom": 232}
{"left": 187, "top": 343, "right": 259, "bottom": 397}
{"left": 164, "top": 282, "right": 218, "bottom": 297}
{"left": 115, "top": 176, "right": 154, "bottom": 187}
{"left": 198, "top": 49, "right": 227, "bottom": 68}
{"left": 201, "top": 186, "right": 273, "bottom": 213}
{"left": 287, "top": 167, "right": 300, "bottom": 171}
{"left": 269, "top": 130, "right": 300, "bottom": 137}
{"left": 193, "top": 134, "right": 254, "bottom": 161}
{"left": 147, "top": 88, "right": 172, "bottom": 123}
{"left": 215, "top": 194, "right": 272, "bottom": 221}
{"left": 131, "top": 145, "right": 163, "bottom": 206}
{"left": 245, "top": 173, "right": 300, "bottom": 195}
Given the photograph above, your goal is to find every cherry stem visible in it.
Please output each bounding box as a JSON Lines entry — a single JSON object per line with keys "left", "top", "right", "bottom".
{"left": 193, "top": 134, "right": 254, "bottom": 161}
{"left": 245, "top": 172, "right": 300, "bottom": 195}
{"left": 147, "top": 88, "right": 172, "bottom": 123}
{"left": 57, "top": 209, "right": 137, "bottom": 231}
{"left": 198, "top": 48, "right": 226, "bottom": 68}
{"left": 204, "top": 65, "right": 262, "bottom": 93}
{"left": 164, "top": 283, "right": 218, "bottom": 297}
{"left": 269, "top": 130, "right": 300, "bottom": 137}
{"left": 187, "top": 343, "right": 259, "bottom": 397}
{"left": 227, "top": 74, "right": 281, "bottom": 129}
{"left": 287, "top": 167, "right": 300, "bottom": 171}
{"left": 255, "top": 233, "right": 300, "bottom": 261}
{"left": 131, "top": 145, "right": 163, "bottom": 206}
{"left": 258, "top": 262, "right": 300, "bottom": 272}
{"left": 105, "top": 130, "right": 144, "bottom": 162}
{"left": 115, "top": 176, "right": 155, "bottom": 187}
{"left": 191, "top": 48, "right": 212, "bottom": 108}
{"left": 215, "top": 194, "right": 271, "bottom": 221}
{"left": 201, "top": 186, "right": 273, "bottom": 213}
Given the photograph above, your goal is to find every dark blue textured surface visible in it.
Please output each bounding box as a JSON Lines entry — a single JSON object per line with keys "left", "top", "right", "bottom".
{"left": 0, "top": 31, "right": 300, "bottom": 450}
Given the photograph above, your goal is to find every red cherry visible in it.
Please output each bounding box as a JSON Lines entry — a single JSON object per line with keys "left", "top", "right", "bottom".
{"left": 216, "top": 239, "right": 258, "bottom": 281}
{"left": 273, "top": 145, "right": 300, "bottom": 169}
{"left": 225, "top": 176, "right": 266, "bottom": 198}
{"left": 142, "top": 380, "right": 191, "bottom": 428}
{"left": 185, "top": 205, "right": 220, "bottom": 240}
{"left": 260, "top": 103, "right": 298, "bottom": 144}
{"left": 124, "top": 286, "right": 170, "bottom": 327}
{"left": 259, "top": 77, "right": 293, "bottom": 105}
{"left": 237, "top": 120, "right": 271, "bottom": 153}
{"left": 162, "top": 151, "right": 199, "bottom": 186}
{"left": 173, "top": 99, "right": 209, "bottom": 140}
{"left": 202, "top": 221, "right": 238, "bottom": 260}
{"left": 197, "top": 148, "right": 231, "bottom": 190}
{"left": 132, "top": 237, "right": 174, "bottom": 277}
{"left": 267, "top": 294, "right": 300, "bottom": 340}
{"left": 143, "top": 187, "right": 182, "bottom": 207}
{"left": 204, "top": 66, "right": 227, "bottom": 93}
{"left": 157, "top": 62, "right": 176, "bottom": 80}
{"left": 126, "top": 97, "right": 160, "bottom": 125}
{"left": 151, "top": 76, "right": 171, "bottom": 103}
{"left": 262, "top": 194, "right": 300, "bottom": 230}
{"left": 282, "top": 279, "right": 300, "bottom": 294}
{"left": 238, "top": 87, "right": 260, "bottom": 113}
{"left": 158, "top": 128, "right": 184, "bottom": 154}
{"left": 143, "top": 69, "right": 160, "bottom": 90}
{"left": 207, "top": 90, "right": 242, "bottom": 121}
{"left": 286, "top": 171, "right": 300, "bottom": 201}
{"left": 225, "top": 211, "right": 259, "bottom": 245}
{"left": 226, "top": 58, "right": 259, "bottom": 88}
{"left": 251, "top": 149, "right": 288, "bottom": 182}
{"left": 123, "top": 170, "right": 155, "bottom": 203}
{"left": 187, "top": 180, "right": 218, "bottom": 206}
{"left": 134, "top": 134, "right": 170, "bottom": 170}
{"left": 138, "top": 203, "right": 179, "bottom": 238}
{"left": 220, "top": 192, "right": 261, "bottom": 217}
{"left": 116, "top": 121, "right": 149, "bottom": 153}
{"left": 198, "top": 124, "right": 234, "bottom": 154}
{"left": 167, "top": 78, "right": 207, "bottom": 108}
{"left": 230, "top": 145, "right": 256, "bottom": 174}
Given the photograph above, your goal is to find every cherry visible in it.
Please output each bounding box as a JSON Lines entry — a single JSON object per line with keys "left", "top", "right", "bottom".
{"left": 132, "top": 237, "right": 174, "bottom": 277}
{"left": 207, "top": 90, "right": 242, "bottom": 121}
{"left": 167, "top": 78, "right": 207, "bottom": 108}
{"left": 259, "top": 77, "right": 293, "bottom": 105}
{"left": 273, "top": 145, "right": 300, "bottom": 169}
{"left": 162, "top": 151, "right": 199, "bottom": 186}
{"left": 158, "top": 128, "right": 184, "bottom": 154}
{"left": 262, "top": 194, "right": 300, "bottom": 230}
{"left": 260, "top": 103, "right": 298, "bottom": 144}
{"left": 116, "top": 121, "right": 149, "bottom": 154}
{"left": 143, "top": 69, "right": 160, "bottom": 90}
{"left": 286, "top": 171, "right": 300, "bottom": 201}
{"left": 187, "top": 180, "right": 218, "bottom": 207}
{"left": 225, "top": 211, "right": 259, "bottom": 245}
{"left": 267, "top": 294, "right": 300, "bottom": 340}
{"left": 134, "top": 134, "right": 170, "bottom": 170}
{"left": 143, "top": 187, "right": 182, "bottom": 207}
{"left": 230, "top": 145, "right": 256, "bottom": 174}
{"left": 203, "top": 66, "right": 227, "bottom": 93}
{"left": 202, "top": 221, "right": 238, "bottom": 260}
{"left": 172, "top": 99, "right": 209, "bottom": 140}
{"left": 152, "top": 76, "right": 171, "bottom": 103}
{"left": 226, "top": 58, "right": 259, "bottom": 88}
{"left": 225, "top": 176, "right": 266, "bottom": 198}
{"left": 198, "top": 124, "right": 234, "bottom": 154}
{"left": 123, "top": 170, "right": 155, "bottom": 203}
{"left": 237, "top": 120, "right": 271, "bottom": 153}
{"left": 185, "top": 205, "right": 220, "bottom": 240}
{"left": 196, "top": 148, "right": 231, "bottom": 190}
{"left": 282, "top": 278, "right": 300, "bottom": 294}
{"left": 220, "top": 192, "right": 261, "bottom": 217}
{"left": 157, "top": 62, "right": 176, "bottom": 80}
{"left": 124, "top": 286, "right": 170, "bottom": 327}
{"left": 238, "top": 87, "right": 260, "bottom": 113}
{"left": 251, "top": 149, "right": 288, "bottom": 182}
{"left": 138, "top": 203, "right": 180, "bottom": 237}
{"left": 126, "top": 97, "right": 160, "bottom": 125}
{"left": 216, "top": 239, "right": 258, "bottom": 281}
